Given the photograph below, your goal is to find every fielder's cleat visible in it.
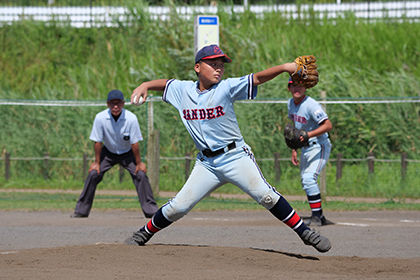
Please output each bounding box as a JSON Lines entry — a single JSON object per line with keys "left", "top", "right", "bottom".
{"left": 300, "top": 228, "right": 332, "bottom": 253}
{"left": 124, "top": 229, "right": 153, "bottom": 246}
{"left": 70, "top": 213, "right": 88, "bottom": 218}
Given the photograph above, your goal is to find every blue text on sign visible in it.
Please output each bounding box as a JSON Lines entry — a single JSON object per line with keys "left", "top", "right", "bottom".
{"left": 199, "top": 17, "right": 218, "bottom": 25}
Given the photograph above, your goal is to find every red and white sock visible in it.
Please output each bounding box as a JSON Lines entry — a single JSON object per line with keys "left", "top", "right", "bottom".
{"left": 307, "top": 194, "right": 323, "bottom": 218}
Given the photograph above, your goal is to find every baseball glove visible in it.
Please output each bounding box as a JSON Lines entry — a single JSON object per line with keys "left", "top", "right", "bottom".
{"left": 291, "top": 55, "right": 319, "bottom": 89}
{"left": 284, "top": 123, "right": 309, "bottom": 150}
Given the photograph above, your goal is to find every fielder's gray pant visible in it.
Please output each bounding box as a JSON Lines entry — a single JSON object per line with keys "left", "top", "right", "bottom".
{"left": 74, "top": 147, "right": 158, "bottom": 217}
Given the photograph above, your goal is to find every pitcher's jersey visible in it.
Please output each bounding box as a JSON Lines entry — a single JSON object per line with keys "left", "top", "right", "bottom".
{"left": 287, "top": 96, "right": 329, "bottom": 142}
{"left": 162, "top": 75, "right": 257, "bottom": 151}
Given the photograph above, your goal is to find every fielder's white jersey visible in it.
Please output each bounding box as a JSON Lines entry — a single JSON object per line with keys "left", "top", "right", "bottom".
{"left": 162, "top": 75, "right": 257, "bottom": 152}
{"left": 287, "top": 96, "right": 329, "bottom": 142}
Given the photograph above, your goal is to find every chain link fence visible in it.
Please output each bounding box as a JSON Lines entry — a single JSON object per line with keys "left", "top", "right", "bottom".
{"left": 1, "top": 0, "right": 420, "bottom": 28}
{"left": 1, "top": 0, "right": 419, "bottom": 5}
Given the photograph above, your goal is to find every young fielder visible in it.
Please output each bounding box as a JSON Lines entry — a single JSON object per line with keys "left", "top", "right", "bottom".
{"left": 285, "top": 76, "right": 333, "bottom": 226}
{"left": 125, "top": 45, "right": 331, "bottom": 252}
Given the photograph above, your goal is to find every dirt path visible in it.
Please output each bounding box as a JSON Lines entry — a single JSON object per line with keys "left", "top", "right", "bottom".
{"left": 1, "top": 210, "right": 419, "bottom": 279}
{"left": 2, "top": 188, "right": 420, "bottom": 203}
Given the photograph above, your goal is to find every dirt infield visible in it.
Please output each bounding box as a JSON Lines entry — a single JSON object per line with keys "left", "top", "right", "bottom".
{"left": 1, "top": 209, "right": 420, "bottom": 279}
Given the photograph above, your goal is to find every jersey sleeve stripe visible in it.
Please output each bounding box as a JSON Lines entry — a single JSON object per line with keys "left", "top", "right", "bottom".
{"left": 247, "top": 74, "right": 257, "bottom": 100}
{"left": 162, "top": 79, "right": 175, "bottom": 103}
{"left": 317, "top": 116, "right": 328, "bottom": 125}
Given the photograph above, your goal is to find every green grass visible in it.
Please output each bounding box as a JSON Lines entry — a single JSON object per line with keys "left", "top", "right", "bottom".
{"left": 1, "top": 191, "right": 419, "bottom": 212}
{"left": 1, "top": 159, "right": 419, "bottom": 200}
{"left": 1, "top": 15, "right": 419, "bottom": 161}
{"left": 1, "top": 2, "right": 420, "bottom": 203}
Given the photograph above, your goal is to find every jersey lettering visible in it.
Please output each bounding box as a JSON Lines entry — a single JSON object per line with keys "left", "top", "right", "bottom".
{"left": 290, "top": 114, "right": 307, "bottom": 124}
{"left": 215, "top": 106, "right": 225, "bottom": 118}
{"left": 183, "top": 106, "right": 225, "bottom": 121}
{"left": 191, "top": 109, "right": 198, "bottom": 120}
{"left": 199, "top": 109, "right": 206, "bottom": 120}
{"left": 206, "top": 108, "right": 215, "bottom": 119}
{"left": 314, "top": 109, "right": 325, "bottom": 121}
{"left": 183, "top": 109, "right": 191, "bottom": 120}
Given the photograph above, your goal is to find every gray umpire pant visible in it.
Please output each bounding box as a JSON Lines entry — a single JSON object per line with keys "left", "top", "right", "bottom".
{"left": 74, "top": 147, "right": 158, "bottom": 217}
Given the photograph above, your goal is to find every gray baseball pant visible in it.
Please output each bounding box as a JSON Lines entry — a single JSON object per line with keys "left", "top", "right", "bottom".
{"left": 74, "top": 147, "right": 158, "bottom": 217}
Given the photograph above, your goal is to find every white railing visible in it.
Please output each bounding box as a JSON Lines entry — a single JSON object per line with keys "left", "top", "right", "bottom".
{"left": 1, "top": 1, "right": 420, "bottom": 27}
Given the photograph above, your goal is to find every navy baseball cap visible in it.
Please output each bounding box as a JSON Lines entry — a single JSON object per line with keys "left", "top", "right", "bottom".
{"left": 107, "top": 89, "right": 124, "bottom": 101}
{"left": 195, "top": 44, "right": 232, "bottom": 64}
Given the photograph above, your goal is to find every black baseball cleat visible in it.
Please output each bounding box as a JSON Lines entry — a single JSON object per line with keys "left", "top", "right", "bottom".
{"left": 300, "top": 228, "right": 332, "bottom": 253}
{"left": 124, "top": 228, "right": 153, "bottom": 246}
{"left": 70, "top": 213, "right": 88, "bottom": 218}
{"left": 124, "top": 237, "right": 140, "bottom": 245}
{"left": 303, "top": 215, "right": 334, "bottom": 227}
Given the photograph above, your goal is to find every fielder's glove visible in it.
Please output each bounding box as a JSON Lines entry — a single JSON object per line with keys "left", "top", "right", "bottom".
{"left": 284, "top": 123, "right": 309, "bottom": 150}
{"left": 291, "top": 55, "right": 319, "bottom": 89}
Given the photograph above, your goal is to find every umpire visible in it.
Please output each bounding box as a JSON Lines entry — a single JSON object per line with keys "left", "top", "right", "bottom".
{"left": 71, "top": 90, "right": 158, "bottom": 218}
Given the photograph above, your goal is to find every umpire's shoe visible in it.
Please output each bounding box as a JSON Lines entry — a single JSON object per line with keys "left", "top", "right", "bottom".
{"left": 300, "top": 228, "right": 331, "bottom": 253}
{"left": 303, "top": 215, "right": 334, "bottom": 227}
{"left": 70, "top": 213, "right": 88, "bottom": 218}
{"left": 124, "top": 228, "right": 153, "bottom": 246}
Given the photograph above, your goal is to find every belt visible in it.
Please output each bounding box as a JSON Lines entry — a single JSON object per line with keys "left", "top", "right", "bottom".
{"left": 202, "top": 142, "right": 236, "bottom": 158}
{"left": 103, "top": 146, "right": 132, "bottom": 158}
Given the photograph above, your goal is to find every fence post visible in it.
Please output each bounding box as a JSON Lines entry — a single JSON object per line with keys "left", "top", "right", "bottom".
{"left": 274, "top": 152, "right": 281, "bottom": 183}
{"left": 368, "top": 152, "right": 375, "bottom": 174}
{"left": 119, "top": 165, "right": 124, "bottom": 183}
{"left": 83, "top": 153, "right": 88, "bottom": 179}
{"left": 185, "top": 152, "right": 192, "bottom": 181}
{"left": 319, "top": 90, "right": 327, "bottom": 195}
{"left": 320, "top": 166, "right": 327, "bottom": 195}
{"left": 44, "top": 153, "right": 49, "bottom": 180}
{"left": 147, "top": 130, "right": 160, "bottom": 196}
{"left": 5, "top": 152, "right": 10, "bottom": 181}
{"left": 401, "top": 152, "right": 408, "bottom": 180}
{"left": 336, "top": 153, "right": 343, "bottom": 181}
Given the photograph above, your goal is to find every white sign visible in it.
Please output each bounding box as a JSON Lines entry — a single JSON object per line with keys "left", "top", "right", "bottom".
{"left": 194, "top": 15, "right": 219, "bottom": 54}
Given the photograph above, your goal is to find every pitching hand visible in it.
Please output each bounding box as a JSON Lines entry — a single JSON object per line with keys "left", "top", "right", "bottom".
{"left": 131, "top": 85, "right": 147, "bottom": 106}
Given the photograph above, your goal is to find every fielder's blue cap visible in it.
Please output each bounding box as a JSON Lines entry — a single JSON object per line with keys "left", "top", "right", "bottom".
{"left": 107, "top": 89, "right": 124, "bottom": 101}
{"left": 195, "top": 44, "right": 232, "bottom": 64}
{"left": 288, "top": 76, "right": 304, "bottom": 86}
